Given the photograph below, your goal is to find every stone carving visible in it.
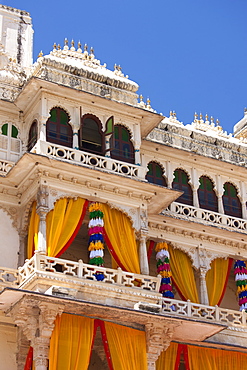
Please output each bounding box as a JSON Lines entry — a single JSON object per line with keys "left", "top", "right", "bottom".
{"left": 145, "top": 322, "right": 174, "bottom": 370}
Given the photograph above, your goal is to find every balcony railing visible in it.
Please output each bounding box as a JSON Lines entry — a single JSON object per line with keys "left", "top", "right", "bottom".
{"left": 0, "top": 255, "right": 247, "bottom": 329}
{"left": 163, "top": 202, "right": 247, "bottom": 234}
{"left": 32, "top": 140, "right": 146, "bottom": 180}
{"left": 18, "top": 254, "right": 161, "bottom": 292}
{"left": 159, "top": 297, "right": 247, "bottom": 328}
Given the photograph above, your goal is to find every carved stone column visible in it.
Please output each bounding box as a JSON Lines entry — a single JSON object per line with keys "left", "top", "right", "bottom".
{"left": 198, "top": 267, "right": 209, "bottom": 305}
{"left": 11, "top": 298, "right": 64, "bottom": 370}
{"left": 39, "top": 117, "right": 47, "bottom": 142}
{"left": 191, "top": 168, "right": 199, "bottom": 208}
{"left": 36, "top": 185, "right": 49, "bottom": 254}
{"left": 145, "top": 322, "right": 174, "bottom": 370}
{"left": 135, "top": 147, "right": 141, "bottom": 166}
{"left": 139, "top": 232, "right": 149, "bottom": 275}
{"left": 18, "top": 229, "right": 27, "bottom": 267}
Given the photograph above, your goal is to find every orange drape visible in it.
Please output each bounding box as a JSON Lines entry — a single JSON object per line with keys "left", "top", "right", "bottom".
{"left": 105, "top": 322, "right": 147, "bottom": 370}
{"left": 156, "top": 342, "right": 178, "bottom": 370}
{"left": 27, "top": 202, "right": 40, "bottom": 259}
{"left": 187, "top": 345, "right": 247, "bottom": 370}
{"left": 168, "top": 246, "right": 199, "bottom": 303}
{"left": 102, "top": 204, "right": 140, "bottom": 273}
{"left": 49, "top": 313, "right": 94, "bottom": 370}
{"left": 46, "top": 198, "right": 87, "bottom": 257}
{"left": 206, "top": 258, "right": 233, "bottom": 306}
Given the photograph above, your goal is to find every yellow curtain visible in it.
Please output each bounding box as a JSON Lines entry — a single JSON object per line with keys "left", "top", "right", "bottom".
{"left": 187, "top": 345, "right": 247, "bottom": 370}
{"left": 105, "top": 322, "right": 147, "bottom": 370}
{"left": 156, "top": 342, "right": 178, "bottom": 370}
{"left": 206, "top": 258, "right": 231, "bottom": 306}
{"left": 168, "top": 246, "right": 199, "bottom": 303}
{"left": 102, "top": 204, "right": 140, "bottom": 274}
{"left": 46, "top": 198, "right": 86, "bottom": 257}
{"left": 49, "top": 313, "right": 94, "bottom": 370}
{"left": 27, "top": 202, "right": 40, "bottom": 259}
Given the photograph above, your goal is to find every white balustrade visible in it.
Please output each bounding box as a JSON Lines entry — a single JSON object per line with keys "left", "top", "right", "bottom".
{"left": 161, "top": 297, "right": 247, "bottom": 328}
{"left": 0, "top": 267, "right": 19, "bottom": 286}
{"left": 0, "top": 159, "right": 14, "bottom": 174}
{"left": 163, "top": 202, "right": 247, "bottom": 234}
{"left": 32, "top": 140, "right": 146, "bottom": 179}
{"left": 18, "top": 254, "right": 161, "bottom": 292}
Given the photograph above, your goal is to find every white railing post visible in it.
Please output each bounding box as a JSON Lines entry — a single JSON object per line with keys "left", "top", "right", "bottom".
{"left": 187, "top": 300, "right": 191, "bottom": 317}
{"left": 242, "top": 309, "right": 246, "bottom": 326}
{"left": 215, "top": 305, "right": 220, "bottom": 321}
{"left": 78, "top": 259, "right": 83, "bottom": 278}
{"left": 116, "top": 267, "right": 123, "bottom": 285}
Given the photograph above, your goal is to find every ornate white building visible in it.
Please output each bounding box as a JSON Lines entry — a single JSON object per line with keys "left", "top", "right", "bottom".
{"left": 1, "top": 4, "right": 247, "bottom": 370}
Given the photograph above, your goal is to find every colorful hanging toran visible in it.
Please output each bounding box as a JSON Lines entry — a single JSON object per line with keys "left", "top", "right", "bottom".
{"left": 88, "top": 202, "right": 105, "bottom": 281}
{"left": 155, "top": 242, "right": 174, "bottom": 298}
{"left": 234, "top": 260, "right": 247, "bottom": 311}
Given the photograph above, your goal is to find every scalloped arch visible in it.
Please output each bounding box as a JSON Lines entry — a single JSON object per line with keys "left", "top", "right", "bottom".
{"left": 173, "top": 167, "right": 192, "bottom": 184}
{"left": 81, "top": 113, "right": 103, "bottom": 130}
{"left": 199, "top": 174, "right": 216, "bottom": 189}
{"left": 48, "top": 106, "right": 72, "bottom": 123}
{"left": 223, "top": 181, "right": 241, "bottom": 196}
{"left": 114, "top": 123, "right": 134, "bottom": 140}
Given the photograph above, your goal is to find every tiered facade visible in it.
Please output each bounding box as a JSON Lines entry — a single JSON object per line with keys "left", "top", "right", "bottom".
{"left": 1, "top": 4, "right": 247, "bottom": 370}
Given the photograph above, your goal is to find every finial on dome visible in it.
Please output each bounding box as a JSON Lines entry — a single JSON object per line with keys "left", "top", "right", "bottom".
{"left": 205, "top": 113, "right": 208, "bottom": 121}
{"left": 199, "top": 112, "right": 203, "bottom": 120}
{"left": 84, "top": 44, "right": 88, "bottom": 51}
{"left": 77, "top": 41, "right": 82, "bottom": 52}
{"left": 90, "top": 47, "right": 94, "bottom": 54}
{"left": 53, "top": 43, "right": 57, "bottom": 50}
{"left": 210, "top": 116, "right": 214, "bottom": 123}
{"left": 64, "top": 38, "right": 68, "bottom": 46}
{"left": 140, "top": 94, "right": 143, "bottom": 102}
{"left": 38, "top": 50, "right": 43, "bottom": 58}
{"left": 216, "top": 118, "right": 220, "bottom": 126}
{"left": 244, "top": 107, "right": 247, "bottom": 115}
{"left": 70, "top": 40, "right": 75, "bottom": 51}
{"left": 173, "top": 110, "right": 176, "bottom": 118}
{"left": 57, "top": 44, "right": 61, "bottom": 50}
{"left": 194, "top": 112, "right": 198, "bottom": 121}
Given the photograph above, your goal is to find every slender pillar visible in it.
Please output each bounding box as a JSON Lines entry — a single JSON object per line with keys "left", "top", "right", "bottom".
{"left": 192, "top": 187, "right": 199, "bottom": 208}
{"left": 139, "top": 233, "right": 149, "bottom": 275}
{"left": 135, "top": 147, "right": 141, "bottom": 166}
{"left": 36, "top": 185, "right": 49, "bottom": 254}
{"left": 198, "top": 267, "right": 209, "bottom": 305}
{"left": 73, "top": 129, "right": 79, "bottom": 149}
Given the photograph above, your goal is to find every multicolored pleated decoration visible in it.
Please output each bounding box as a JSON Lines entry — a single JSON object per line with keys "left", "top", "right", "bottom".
{"left": 155, "top": 242, "right": 174, "bottom": 299}
{"left": 88, "top": 203, "right": 105, "bottom": 281}
{"left": 234, "top": 260, "right": 247, "bottom": 311}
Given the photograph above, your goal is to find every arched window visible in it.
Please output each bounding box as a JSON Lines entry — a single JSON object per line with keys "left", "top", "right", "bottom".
{"left": 27, "top": 121, "right": 38, "bottom": 151}
{"left": 223, "top": 182, "right": 242, "bottom": 218}
{"left": 198, "top": 176, "right": 218, "bottom": 212}
{"left": 46, "top": 108, "right": 73, "bottom": 147}
{"left": 1, "top": 123, "right": 18, "bottom": 138}
{"left": 146, "top": 161, "right": 167, "bottom": 186}
{"left": 111, "top": 125, "right": 135, "bottom": 164}
{"left": 79, "top": 114, "right": 104, "bottom": 155}
{"left": 172, "top": 169, "right": 193, "bottom": 205}
{"left": 0, "top": 123, "right": 20, "bottom": 161}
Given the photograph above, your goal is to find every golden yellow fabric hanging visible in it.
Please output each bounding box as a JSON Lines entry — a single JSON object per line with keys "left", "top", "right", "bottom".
{"left": 49, "top": 313, "right": 94, "bottom": 370}
{"left": 168, "top": 246, "right": 199, "bottom": 303}
{"left": 156, "top": 342, "right": 178, "bottom": 370}
{"left": 104, "top": 321, "right": 147, "bottom": 370}
{"left": 206, "top": 258, "right": 231, "bottom": 306}
{"left": 46, "top": 198, "right": 87, "bottom": 257}
{"left": 187, "top": 345, "right": 247, "bottom": 370}
{"left": 102, "top": 204, "right": 140, "bottom": 274}
{"left": 27, "top": 201, "right": 40, "bottom": 259}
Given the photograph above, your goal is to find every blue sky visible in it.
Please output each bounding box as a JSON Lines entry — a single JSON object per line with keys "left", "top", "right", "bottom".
{"left": 2, "top": 0, "right": 247, "bottom": 134}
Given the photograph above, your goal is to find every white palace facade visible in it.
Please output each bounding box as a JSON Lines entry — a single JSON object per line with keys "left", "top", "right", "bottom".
{"left": 1, "top": 4, "right": 247, "bottom": 370}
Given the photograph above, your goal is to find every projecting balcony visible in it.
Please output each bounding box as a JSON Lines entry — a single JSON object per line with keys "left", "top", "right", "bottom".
{"left": 163, "top": 202, "right": 247, "bottom": 234}
{"left": 31, "top": 140, "right": 147, "bottom": 180}
{"left": 0, "top": 254, "right": 246, "bottom": 336}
